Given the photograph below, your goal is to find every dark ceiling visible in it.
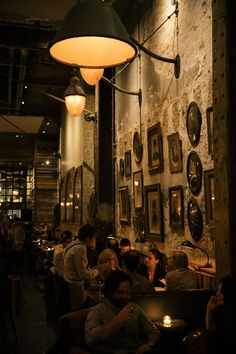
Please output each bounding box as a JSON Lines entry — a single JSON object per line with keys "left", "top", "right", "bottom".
{"left": 0, "top": 0, "right": 83, "bottom": 135}
{"left": 0, "top": 0, "right": 151, "bottom": 135}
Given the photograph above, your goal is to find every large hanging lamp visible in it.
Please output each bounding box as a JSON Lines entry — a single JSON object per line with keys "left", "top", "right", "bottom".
{"left": 49, "top": 0, "right": 137, "bottom": 68}
{"left": 64, "top": 76, "right": 87, "bottom": 116}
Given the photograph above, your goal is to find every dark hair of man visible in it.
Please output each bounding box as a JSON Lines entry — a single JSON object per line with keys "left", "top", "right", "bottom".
{"left": 168, "top": 251, "right": 189, "bottom": 271}
{"left": 62, "top": 230, "right": 72, "bottom": 241}
{"left": 120, "top": 238, "right": 131, "bottom": 247}
{"left": 103, "top": 270, "right": 132, "bottom": 298}
{"left": 78, "top": 224, "right": 96, "bottom": 241}
{"left": 123, "top": 251, "right": 140, "bottom": 272}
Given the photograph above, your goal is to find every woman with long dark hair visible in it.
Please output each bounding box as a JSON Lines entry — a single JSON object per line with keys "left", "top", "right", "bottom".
{"left": 138, "top": 248, "right": 167, "bottom": 290}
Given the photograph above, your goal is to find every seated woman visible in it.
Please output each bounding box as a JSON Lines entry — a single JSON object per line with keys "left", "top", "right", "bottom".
{"left": 97, "top": 248, "right": 121, "bottom": 282}
{"left": 138, "top": 248, "right": 167, "bottom": 290}
{"left": 123, "top": 250, "right": 155, "bottom": 296}
{"left": 166, "top": 250, "right": 199, "bottom": 290}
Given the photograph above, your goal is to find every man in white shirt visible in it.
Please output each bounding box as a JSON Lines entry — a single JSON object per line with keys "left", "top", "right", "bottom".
{"left": 63, "top": 224, "right": 111, "bottom": 310}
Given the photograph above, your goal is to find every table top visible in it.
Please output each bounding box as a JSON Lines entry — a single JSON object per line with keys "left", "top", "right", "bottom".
{"left": 154, "top": 319, "right": 187, "bottom": 330}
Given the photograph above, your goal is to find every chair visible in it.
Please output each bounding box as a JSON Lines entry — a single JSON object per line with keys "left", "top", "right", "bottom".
{"left": 48, "top": 308, "right": 91, "bottom": 354}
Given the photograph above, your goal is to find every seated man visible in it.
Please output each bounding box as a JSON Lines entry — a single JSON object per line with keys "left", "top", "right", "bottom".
{"left": 117, "top": 237, "right": 131, "bottom": 267}
{"left": 123, "top": 250, "right": 155, "bottom": 296}
{"left": 166, "top": 250, "right": 199, "bottom": 290}
{"left": 85, "top": 270, "right": 161, "bottom": 354}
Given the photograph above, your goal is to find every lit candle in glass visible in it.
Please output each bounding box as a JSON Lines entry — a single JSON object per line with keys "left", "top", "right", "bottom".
{"left": 163, "top": 315, "right": 172, "bottom": 327}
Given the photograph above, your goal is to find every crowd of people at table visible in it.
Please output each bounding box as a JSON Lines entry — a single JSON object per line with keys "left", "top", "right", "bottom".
{"left": 1, "top": 216, "right": 236, "bottom": 354}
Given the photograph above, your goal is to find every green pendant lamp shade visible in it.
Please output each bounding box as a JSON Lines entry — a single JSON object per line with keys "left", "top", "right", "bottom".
{"left": 49, "top": 0, "right": 137, "bottom": 68}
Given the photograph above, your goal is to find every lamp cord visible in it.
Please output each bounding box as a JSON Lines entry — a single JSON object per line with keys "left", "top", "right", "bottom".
{"left": 0, "top": 113, "right": 25, "bottom": 133}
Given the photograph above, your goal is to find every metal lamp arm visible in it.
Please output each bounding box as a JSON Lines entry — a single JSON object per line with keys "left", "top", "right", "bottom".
{"left": 195, "top": 246, "right": 211, "bottom": 268}
{"left": 130, "top": 36, "right": 180, "bottom": 79}
{"left": 101, "top": 76, "right": 142, "bottom": 107}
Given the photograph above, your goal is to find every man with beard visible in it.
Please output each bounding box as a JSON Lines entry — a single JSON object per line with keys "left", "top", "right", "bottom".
{"left": 85, "top": 270, "right": 161, "bottom": 354}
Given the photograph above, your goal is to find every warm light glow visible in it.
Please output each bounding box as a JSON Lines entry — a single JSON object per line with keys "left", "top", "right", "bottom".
{"left": 49, "top": 0, "right": 137, "bottom": 68}
{"left": 65, "top": 95, "right": 86, "bottom": 116}
{"left": 80, "top": 67, "right": 104, "bottom": 85}
{"left": 163, "top": 315, "right": 172, "bottom": 327}
{"left": 50, "top": 37, "right": 136, "bottom": 69}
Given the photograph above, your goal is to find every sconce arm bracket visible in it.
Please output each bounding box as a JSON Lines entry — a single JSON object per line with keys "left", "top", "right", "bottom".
{"left": 102, "top": 76, "right": 142, "bottom": 107}
{"left": 130, "top": 37, "right": 180, "bottom": 79}
{"left": 84, "top": 113, "right": 97, "bottom": 122}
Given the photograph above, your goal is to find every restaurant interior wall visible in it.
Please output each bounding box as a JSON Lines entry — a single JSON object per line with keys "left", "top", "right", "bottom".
{"left": 59, "top": 91, "right": 96, "bottom": 236}
{"left": 114, "top": 0, "right": 214, "bottom": 267}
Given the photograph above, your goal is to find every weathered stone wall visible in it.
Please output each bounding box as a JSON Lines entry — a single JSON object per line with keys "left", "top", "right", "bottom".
{"left": 115, "top": 0, "right": 214, "bottom": 265}
{"left": 60, "top": 93, "right": 95, "bottom": 233}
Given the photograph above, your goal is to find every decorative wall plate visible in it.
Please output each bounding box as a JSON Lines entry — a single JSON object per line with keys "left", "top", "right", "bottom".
{"left": 133, "top": 132, "right": 143, "bottom": 163}
{"left": 186, "top": 101, "right": 202, "bottom": 147}
{"left": 187, "top": 151, "right": 202, "bottom": 195}
{"left": 187, "top": 198, "right": 203, "bottom": 241}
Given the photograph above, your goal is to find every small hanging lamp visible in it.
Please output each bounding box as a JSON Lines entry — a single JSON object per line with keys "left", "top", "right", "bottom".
{"left": 80, "top": 67, "right": 104, "bottom": 85}
{"left": 64, "top": 76, "right": 87, "bottom": 116}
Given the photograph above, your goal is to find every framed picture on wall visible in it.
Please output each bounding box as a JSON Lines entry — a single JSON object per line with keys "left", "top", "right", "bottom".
{"left": 169, "top": 185, "right": 184, "bottom": 229}
{"left": 73, "top": 166, "right": 83, "bottom": 225}
{"left": 59, "top": 177, "right": 66, "bottom": 222}
{"left": 144, "top": 183, "right": 164, "bottom": 241}
{"left": 147, "top": 123, "right": 164, "bottom": 174}
{"left": 133, "top": 170, "right": 143, "bottom": 209}
{"left": 206, "top": 107, "right": 214, "bottom": 159}
{"left": 125, "top": 150, "right": 132, "bottom": 177}
{"left": 167, "top": 132, "right": 183, "bottom": 173}
{"left": 65, "top": 168, "right": 75, "bottom": 223}
{"left": 204, "top": 169, "right": 215, "bottom": 225}
{"left": 119, "top": 186, "right": 130, "bottom": 224}
{"left": 119, "top": 158, "right": 125, "bottom": 177}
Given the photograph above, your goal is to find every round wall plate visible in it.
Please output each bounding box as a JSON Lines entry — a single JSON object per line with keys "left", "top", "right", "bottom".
{"left": 186, "top": 101, "right": 202, "bottom": 147}
{"left": 187, "top": 151, "right": 202, "bottom": 195}
{"left": 187, "top": 198, "right": 203, "bottom": 241}
{"left": 133, "top": 132, "right": 143, "bottom": 163}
